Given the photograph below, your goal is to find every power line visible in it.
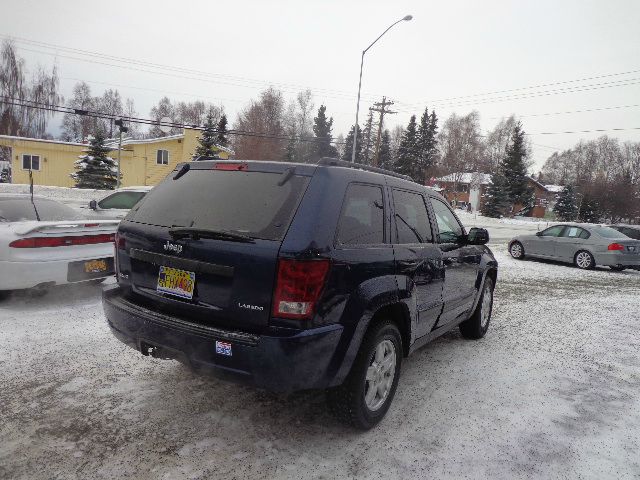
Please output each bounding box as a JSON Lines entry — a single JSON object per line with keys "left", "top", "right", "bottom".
{"left": 487, "top": 103, "right": 640, "bottom": 120}
{"left": 0, "top": 96, "right": 347, "bottom": 145}
{"left": 5, "top": 36, "right": 385, "bottom": 104}
{"left": 395, "top": 68, "right": 640, "bottom": 110}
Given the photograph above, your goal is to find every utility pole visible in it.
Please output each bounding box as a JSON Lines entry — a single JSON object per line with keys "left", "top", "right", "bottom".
{"left": 369, "top": 97, "right": 397, "bottom": 167}
{"left": 114, "top": 118, "right": 128, "bottom": 189}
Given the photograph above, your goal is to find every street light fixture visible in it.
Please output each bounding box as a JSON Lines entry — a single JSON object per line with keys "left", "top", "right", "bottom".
{"left": 351, "top": 15, "right": 413, "bottom": 163}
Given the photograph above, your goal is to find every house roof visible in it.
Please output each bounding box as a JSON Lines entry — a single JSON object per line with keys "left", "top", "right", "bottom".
{"left": 1, "top": 130, "right": 235, "bottom": 155}
{"left": 436, "top": 172, "right": 492, "bottom": 185}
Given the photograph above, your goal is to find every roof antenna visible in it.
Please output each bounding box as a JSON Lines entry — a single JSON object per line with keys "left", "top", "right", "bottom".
{"left": 29, "top": 169, "right": 40, "bottom": 221}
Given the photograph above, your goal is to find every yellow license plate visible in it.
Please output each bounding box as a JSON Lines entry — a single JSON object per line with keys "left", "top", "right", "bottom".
{"left": 85, "top": 259, "right": 107, "bottom": 273}
{"left": 157, "top": 266, "right": 196, "bottom": 299}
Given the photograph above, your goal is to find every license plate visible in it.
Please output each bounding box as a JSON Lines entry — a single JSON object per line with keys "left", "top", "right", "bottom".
{"left": 216, "top": 341, "right": 232, "bottom": 356}
{"left": 157, "top": 266, "right": 196, "bottom": 299}
{"left": 84, "top": 259, "right": 108, "bottom": 273}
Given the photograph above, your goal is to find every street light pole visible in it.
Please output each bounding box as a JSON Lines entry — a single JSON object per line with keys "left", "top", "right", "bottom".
{"left": 351, "top": 15, "right": 413, "bottom": 163}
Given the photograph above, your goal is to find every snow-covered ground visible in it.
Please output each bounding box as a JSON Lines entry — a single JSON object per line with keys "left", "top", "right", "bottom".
{"left": 0, "top": 183, "right": 112, "bottom": 209}
{"left": 1, "top": 247, "right": 639, "bottom": 479}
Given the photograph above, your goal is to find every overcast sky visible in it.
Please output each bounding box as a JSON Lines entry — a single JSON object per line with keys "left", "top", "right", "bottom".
{"left": 2, "top": 0, "right": 639, "bottom": 170}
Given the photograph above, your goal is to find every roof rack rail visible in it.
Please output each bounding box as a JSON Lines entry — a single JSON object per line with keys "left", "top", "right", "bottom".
{"left": 317, "top": 158, "right": 414, "bottom": 182}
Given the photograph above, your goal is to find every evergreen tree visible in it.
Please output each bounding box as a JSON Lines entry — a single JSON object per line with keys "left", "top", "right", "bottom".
{"left": 481, "top": 172, "right": 510, "bottom": 218}
{"left": 553, "top": 185, "right": 578, "bottom": 221}
{"left": 193, "top": 111, "right": 219, "bottom": 159}
{"left": 361, "top": 111, "right": 375, "bottom": 165}
{"left": 578, "top": 193, "right": 603, "bottom": 223}
{"left": 378, "top": 129, "right": 393, "bottom": 170}
{"left": 395, "top": 115, "right": 421, "bottom": 181}
{"left": 500, "top": 121, "right": 532, "bottom": 207}
{"left": 311, "top": 105, "right": 338, "bottom": 160}
{"left": 71, "top": 131, "right": 119, "bottom": 189}
{"left": 216, "top": 114, "right": 229, "bottom": 148}
{"left": 342, "top": 125, "right": 363, "bottom": 163}
{"left": 285, "top": 133, "right": 296, "bottom": 162}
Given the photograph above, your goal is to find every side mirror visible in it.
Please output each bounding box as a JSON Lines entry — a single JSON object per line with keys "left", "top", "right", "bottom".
{"left": 467, "top": 227, "right": 489, "bottom": 245}
{"left": 89, "top": 200, "right": 97, "bottom": 210}
{"left": 535, "top": 231, "right": 542, "bottom": 236}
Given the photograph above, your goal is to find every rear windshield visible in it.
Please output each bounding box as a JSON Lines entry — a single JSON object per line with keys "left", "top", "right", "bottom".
{"left": 592, "top": 226, "right": 627, "bottom": 239}
{"left": 128, "top": 169, "right": 310, "bottom": 241}
{"left": 0, "top": 198, "right": 84, "bottom": 222}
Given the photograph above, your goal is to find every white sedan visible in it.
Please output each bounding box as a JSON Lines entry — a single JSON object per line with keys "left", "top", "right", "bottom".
{"left": 0, "top": 194, "right": 119, "bottom": 294}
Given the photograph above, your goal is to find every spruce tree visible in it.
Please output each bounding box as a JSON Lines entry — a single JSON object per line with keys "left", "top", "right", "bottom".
{"left": 342, "top": 125, "right": 363, "bottom": 163}
{"left": 378, "top": 129, "right": 393, "bottom": 170}
{"left": 285, "top": 134, "right": 296, "bottom": 162}
{"left": 71, "top": 131, "right": 119, "bottom": 189}
{"left": 311, "top": 105, "right": 338, "bottom": 160}
{"left": 553, "top": 184, "right": 578, "bottom": 221}
{"left": 500, "top": 121, "right": 532, "bottom": 207}
{"left": 481, "top": 172, "right": 510, "bottom": 218}
{"left": 361, "top": 111, "right": 375, "bottom": 165}
{"left": 193, "top": 111, "right": 219, "bottom": 159}
{"left": 578, "top": 193, "right": 603, "bottom": 223}
{"left": 395, "top": 115, "right": 421, "bottom": 181}
{"left": 216, "top": 114, "right": 229, "bottom": 148}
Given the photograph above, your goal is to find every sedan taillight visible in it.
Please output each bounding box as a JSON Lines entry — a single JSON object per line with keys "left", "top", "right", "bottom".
{"left": 608, "top": 243, "right": 625, "bottom": 251}
{"left": 9, "top": 234, "right": 116, "bottom": 248}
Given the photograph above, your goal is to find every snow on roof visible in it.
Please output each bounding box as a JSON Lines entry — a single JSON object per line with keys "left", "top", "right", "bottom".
{"left": 544, "top": 184, "right": 565, "bottom": 193}
{"left": 0, "top": 135, "right": 86, "bottom": 147}
{"left": 436, "top": 172, "right": 492, "bottom": 185}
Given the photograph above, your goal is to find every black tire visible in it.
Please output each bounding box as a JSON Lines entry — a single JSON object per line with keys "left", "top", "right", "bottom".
{"left": 509, "top": 241, "right": 525, "bottom": 259}
{"left": 609, "top": 265, "right": 626, "bottom": 272}
{"left": 574, "top": 250, "right": 595, "bottom": 270}
{"left": 459, "top": 276, "right": 494, "bottom": 340}
{"left": 326, "top": 321, "right": 402, "bottom": 430}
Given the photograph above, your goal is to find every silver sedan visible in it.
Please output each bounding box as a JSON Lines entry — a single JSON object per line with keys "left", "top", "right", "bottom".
{"left": 508, "top": 223, "right": 640, "bottom": 271}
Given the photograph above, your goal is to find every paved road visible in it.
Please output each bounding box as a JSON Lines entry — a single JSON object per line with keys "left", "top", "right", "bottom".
{"left": 1, "top": 252, "right": 639, "bottom": 479}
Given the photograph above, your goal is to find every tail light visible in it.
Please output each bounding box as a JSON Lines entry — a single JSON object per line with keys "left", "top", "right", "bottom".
{"left": 608, "top": 243, "right": 625, "bottom": 251}
{"left": 9, "top": 233, "right": 115, "bottom": 248}
{"left": 214, "top": 162, "right": 248, "bottom": 171}
{"left": 272, "top": 259, "right": 330, "bottom": 320}
{"left": 115, "top": 232, "right": 126, "bottom": 250}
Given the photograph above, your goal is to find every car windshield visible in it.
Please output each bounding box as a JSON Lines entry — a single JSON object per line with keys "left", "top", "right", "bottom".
{"left": 0, "top": 197, "right": 85, "bottom": 222}
{"left": 127, "top": 169, "right": 310, "bottom": 241}
{"left": 592, "top": 226, "right": 627, "bottom": 239}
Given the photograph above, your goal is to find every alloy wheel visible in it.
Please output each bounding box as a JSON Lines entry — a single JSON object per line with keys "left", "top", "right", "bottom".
{"left": 364, "top": 339, "right": 397, "bottom": 411}
{"left": 510, "top": 242, "right": 523, "bottom": 258}
{"left": 576, "top": 252, "right": 592, "bottom": 269}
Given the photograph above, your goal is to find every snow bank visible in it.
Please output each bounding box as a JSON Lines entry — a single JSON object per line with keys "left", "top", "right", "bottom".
{"left": 0, "top": 183, "right": 112, "bottom": 207}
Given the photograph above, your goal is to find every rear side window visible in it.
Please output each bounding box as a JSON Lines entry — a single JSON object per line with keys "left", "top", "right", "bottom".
{"left": 98, "top": 191, "right": 147, "bottom": 209}
{"left": 562, "top": 226, "right": 590, "bottom": 239}
{"left": 392, "top": 189, "right": 433, "bottom": 244}
{"left": 336, "top": 184, "right": 385, "bottom": 245}
{"left": 128, "top": 170, "right": 309, "bottom": 241}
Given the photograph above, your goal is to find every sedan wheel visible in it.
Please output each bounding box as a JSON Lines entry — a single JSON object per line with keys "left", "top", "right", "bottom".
{"left": 574, "top": 251, "right": 594, "bottom": 270}
{"left": 509, "top": 241, "right": 524, "bottom": 259}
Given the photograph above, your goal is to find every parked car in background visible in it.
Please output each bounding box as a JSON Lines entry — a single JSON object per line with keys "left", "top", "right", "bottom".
{"left": 509, "top": 223, "right": 640, "bottom": 271}
{"left": 609, "top": 224, "right": 640, "bottom": 241}
{"left": 85, "top": 186, "right": 152, "bottom": 219}
{"left": 102, "top": 159, "right": 498, "bottom": 429}
{"left": 0, "top": 194, "right": 119, "bottom": 296}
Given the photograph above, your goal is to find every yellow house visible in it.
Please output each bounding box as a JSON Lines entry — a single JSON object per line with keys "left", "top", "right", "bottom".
{"left": 0, "top": 128, "right": 232, "bottom": 188}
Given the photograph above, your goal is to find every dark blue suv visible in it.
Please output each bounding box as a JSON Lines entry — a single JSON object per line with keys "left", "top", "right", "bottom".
{"left": 102, "top": 159, "right": 497, "bottom": 429}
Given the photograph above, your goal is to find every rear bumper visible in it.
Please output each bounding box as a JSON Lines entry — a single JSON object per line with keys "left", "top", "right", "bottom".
{"left": 594, "top": 252, "right": 640, "bottom": 267}
{"left": 102, "top": 284, "right": 345, "bottom": 393}
{"left": 0, "top": 257, "right": 114, "bottom": 290}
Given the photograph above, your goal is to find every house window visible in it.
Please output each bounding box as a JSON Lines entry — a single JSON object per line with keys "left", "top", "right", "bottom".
{"left": 22, "top": 154, "right": 40, "bottom": 171}
{"left": 156, "top": 150, "right": 169, "bottom": 165}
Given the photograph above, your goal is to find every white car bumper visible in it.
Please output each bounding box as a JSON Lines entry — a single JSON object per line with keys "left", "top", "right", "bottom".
{"left": 0, "top": 256, "right": 114, "bottom": 290}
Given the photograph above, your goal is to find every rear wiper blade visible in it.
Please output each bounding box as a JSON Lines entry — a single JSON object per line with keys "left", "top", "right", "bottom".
{"left": 168, "top": 227, "right": 255, "bottom": 243}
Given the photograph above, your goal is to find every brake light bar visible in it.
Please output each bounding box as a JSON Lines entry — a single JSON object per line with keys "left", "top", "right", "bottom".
{"left": 214, "top": 162, "right": 248, "bottom": 171}
{"left": 608, "top": 243, "right": 625, "bottom": 251}
{"left": 9, "top": 233, "right": 116, "bottom": 248}
{"left": 272, "top": 259, "right": 330, "bottom": 320}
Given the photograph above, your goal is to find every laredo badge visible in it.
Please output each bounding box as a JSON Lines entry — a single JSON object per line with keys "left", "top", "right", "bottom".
{"left": 215, "top": 341, "right": 232, "bottom": 356}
